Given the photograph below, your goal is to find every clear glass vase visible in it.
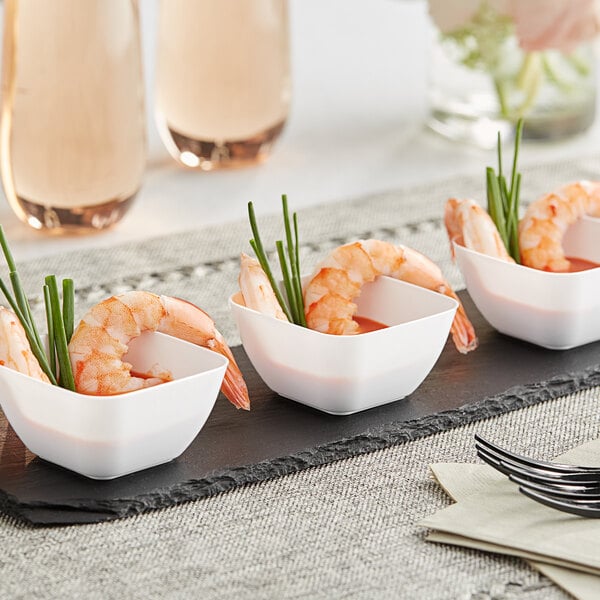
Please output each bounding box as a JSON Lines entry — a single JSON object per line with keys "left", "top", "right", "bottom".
{"left": 0, "top": 0, "right": 146, "bottom": 232}
{"left": 155, "top": 0, "right": 291, "bottom": 170}
{"left": 427, "top": 2, "right": 597, "bottom": 147}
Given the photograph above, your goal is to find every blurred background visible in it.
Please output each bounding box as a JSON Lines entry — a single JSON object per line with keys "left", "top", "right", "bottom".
{"left": 1, "top": 0, "right": 599, "bottom": 259}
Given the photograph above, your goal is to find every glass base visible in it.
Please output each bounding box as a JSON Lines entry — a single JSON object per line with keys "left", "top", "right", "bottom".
{"left": 428, "top": 109, "right": 514, "bottom": 148}
{"left": 160, "top": 119, "right": 286, "bottom": 170}
{"left": 15, "top": 193, "right": 138, "bottom": 233}
{"left": 429, "top": 102, "right": 596, "bottom": 148}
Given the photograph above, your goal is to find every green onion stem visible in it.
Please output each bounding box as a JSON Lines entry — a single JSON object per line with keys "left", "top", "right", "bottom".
{"left": 282, "top": 195, "right": 295, "bottom": 269}
{"left": 293, "top": 213, "right": 306, "bottom": 326}
{"left": 0, "top": 225, "right": 18, "bottom": 272}
{"left": 247, "top": 203, "right": 288, "bottom": 311}
{"left": 0, "top": 226, "right": 45, "bottom": 354}
{"left": 9, "top": 272, "right": 31, "bottom": 325}
{"left": 247, "top": 198, "right": 308, "bottom": 327}
{"left": 508, "top": 119, "right": 523, "bottom": 207}
{"left": 496, "top": 131, "right": 503, "bottom": 179}
{"left": 0, "top": 277, "right": 57, "bottom": 385}
{"left": 486, "top": 119, "right": 524, "bottom": 263}
{"left": 0, "top": 227, "right": 78, "bottom": 389}
{"left": 45, "top": 275, "right": 75, "bottom": 391}
{"left": 499, "top": 174, "right": 509, "bottom": 213}
{"left": 43, "top": 285, "right": 56, "bottom": 376}
{"left": 249, "top": 238, "right": 293, "bottom": 323}
{"left": 509, "top": 173, "right": 522, "bottom": 263}
{"left": 282, "top": 195, "right": 305, "bottom": 324}
{"left": 9, "top": 271, "right": 43, "bottom": 354}
{"left": 62, "top": 278, "right": 75, "bottom": 343}
{"left": 486, "top": 167, "right": 509, "bottom": 249}
{"left": 276, "top": 240, "right": 299, "bottom": 323}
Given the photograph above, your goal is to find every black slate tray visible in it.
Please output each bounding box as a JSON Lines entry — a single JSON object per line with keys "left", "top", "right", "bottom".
{"left": 1, "top": 292, "right": 599, "bottom": 526}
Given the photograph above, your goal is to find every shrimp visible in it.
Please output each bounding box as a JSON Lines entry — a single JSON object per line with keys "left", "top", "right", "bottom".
{"left": 303, "top": 240, "right": 478, "bottom": 354}
{"left": 0, "top": 306, "right": 49, "bottom": 382}
{"left": 68, "top": 291, "right": 250, "bottom": 410}
{"left": 238, "top": 253, "right": 288, "bottom": 321}
{"left": 444, "top": 198, "right": 514, "bottom": 262}
{"left": 519, "top": 181, "right": 600, "bottom": 271}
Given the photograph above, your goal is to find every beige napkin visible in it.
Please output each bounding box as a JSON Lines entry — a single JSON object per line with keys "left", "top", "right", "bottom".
{"left": 420, "top": 438, "right": 600, "bottom": 600}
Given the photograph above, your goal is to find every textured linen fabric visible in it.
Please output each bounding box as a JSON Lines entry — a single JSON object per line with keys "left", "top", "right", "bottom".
{"left": 1, "top": 155, "right": 599, "bottom": 598}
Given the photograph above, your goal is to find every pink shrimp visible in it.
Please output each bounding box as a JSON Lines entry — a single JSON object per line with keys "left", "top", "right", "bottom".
{"left": 518, "top": 181, "right": 600, "bottom": 271}
{"left": 0, "top": 306, "right": 49, "bottom": 381}
{"left": 444, "top": 198, "right": 514, "bottom": 262}
{"left": 238, "top": 253, "right": 289, "bottom": 321}
{"left": 303, "top": 240, "right": 478, "bottom": 354}
{"left": 68, "top": 291, "right": 250, "bottom": 409}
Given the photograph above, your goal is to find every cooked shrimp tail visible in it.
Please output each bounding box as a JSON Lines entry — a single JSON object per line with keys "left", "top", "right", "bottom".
{"left": 444, "top": 198, "right": 514, "bottom": 262}
{"left": 303, "top": 239, "right": 478, "bottom": 353}
{"left": 68, "top": 291, "right": 250, "bottom": 409}
{"left": 444, "top": 288, "right": 479, "bottom": 354}
{"left": 145, "top": 295, "right": 250, "bottom": 410}
{"left": 205, "top": 326, "right": 250, "bottom": 411}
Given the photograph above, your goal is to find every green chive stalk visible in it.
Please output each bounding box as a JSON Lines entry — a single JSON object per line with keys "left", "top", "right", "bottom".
{"left": 0, "top": 226, "right": 77, "bottom": 389}
{"left": 247, "top": 196, "right": 306, "bottom": 327}
{"left": 0, "top": 277, "right": 57, "bottom": 385}
{"left": 44, "top": 275, "right": 75, "bottom": 391}
{"left": 248, "top": 203, "right": 293, "bottom": 323}
{"left": 486, "top": 119, "right": 524, "bottom": 263}
{"left": 62, "top": 278, "right": 75, "bottom": 343}
{"left": 43, "top": 285, "right": 56, "bottom": 376}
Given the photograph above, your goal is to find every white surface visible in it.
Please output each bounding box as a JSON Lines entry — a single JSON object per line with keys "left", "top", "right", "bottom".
{"left": 454, "top": 218, "right": 600, "bottom": 349}
{"left": 230, "top": 276, "right": 457, "bottom": 414}
{"left": 2, "top": 0, "right": 600, "bottom": 261}
{"left": 0, "top": 332, "right": 227, "bottom": 479}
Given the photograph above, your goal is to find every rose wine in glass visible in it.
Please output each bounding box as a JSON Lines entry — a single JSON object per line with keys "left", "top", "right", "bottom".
{"left": 155, "top": 0, "right": 291, "bottom": 170}
{"left": 0, "top": 0, "right": 146, "bottom": 232}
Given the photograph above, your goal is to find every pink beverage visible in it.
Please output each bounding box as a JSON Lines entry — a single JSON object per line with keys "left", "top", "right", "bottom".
{"left": 155, "top": 0, "right": 291, "bottom": 170}
{"left": 0, "top": 0, "right": 146, "bottom": 232}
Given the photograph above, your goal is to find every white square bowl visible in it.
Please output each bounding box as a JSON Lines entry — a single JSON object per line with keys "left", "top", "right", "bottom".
{"left": 0, "top": 331, "right": 227, "bottom": 479}
{"left": 454, "top": 216, "right": 600, "bottom": 350}
{"left": 229, "top": 276, "right": 458, "bottom": 415}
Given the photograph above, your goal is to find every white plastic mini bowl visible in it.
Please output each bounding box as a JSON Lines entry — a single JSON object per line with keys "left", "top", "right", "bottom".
{"left": 0, "top": 332, "right": 227, "bottom": 479}
{"left": 230, "top": 276, "right": 458, "bottom": 415}
{"left": 454, "top": 216, "right": 600, "bottom": 350}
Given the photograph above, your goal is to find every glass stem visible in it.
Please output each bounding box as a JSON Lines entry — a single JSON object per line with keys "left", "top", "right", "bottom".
{"left": 566, "top": 51, "right": 590, "bottom": 76}
{"left": 515, "top": 52, "right": 543, "bottom": 118}
{"left": 493, "top": 77, "right": 510, "bottom": 119}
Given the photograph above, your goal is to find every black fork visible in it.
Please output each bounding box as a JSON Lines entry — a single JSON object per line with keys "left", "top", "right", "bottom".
{"left": 474, "top": 434, "right": 600, "bottom": 518}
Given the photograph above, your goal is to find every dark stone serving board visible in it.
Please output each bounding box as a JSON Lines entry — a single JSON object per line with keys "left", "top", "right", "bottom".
{"left": 1, "top": 291, "right": 600, "bottom": 526}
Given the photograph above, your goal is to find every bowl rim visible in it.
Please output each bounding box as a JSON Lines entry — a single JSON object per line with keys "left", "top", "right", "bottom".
{"left": 229, "top": 275, "right": 459, "bottom": 338}
{"left": 0, "top": 331, "right": 229, "bottom": 401}
{"left": 453, "top": 241, "right": 600, "bottom": 278}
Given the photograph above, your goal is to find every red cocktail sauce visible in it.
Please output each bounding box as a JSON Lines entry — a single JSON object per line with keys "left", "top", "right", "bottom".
{"left": 354, "top": 316, "right": 388, "bottom": 334}
{"left": 565, "top": 257, "right": 600, "bottom": 272}
{"left": 130, "top": 370, "right": 172, "bottom": 382}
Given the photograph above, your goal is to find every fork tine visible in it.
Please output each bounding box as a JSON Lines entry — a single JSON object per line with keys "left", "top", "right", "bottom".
{"left": 475, "top": 444, "right": 600, "bottom": 483}
{"left": 474, "top": 434, "right": 600, "bottom": 473}
{"left": 512, "top": 474, "right": 600, "bottom": 499}
{"left": 474, "top": 442, "right": 565, "bottom": 477}
{"left": 476, "top": 447, "right": 513, "bottom": 477}
{"left": 519, "top": 486, "right": 600, "bottom": 518}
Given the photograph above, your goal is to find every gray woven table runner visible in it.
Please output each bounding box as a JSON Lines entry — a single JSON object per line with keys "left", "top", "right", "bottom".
{"left": 2, "top": 154, "right": 600, "bottom": 599}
